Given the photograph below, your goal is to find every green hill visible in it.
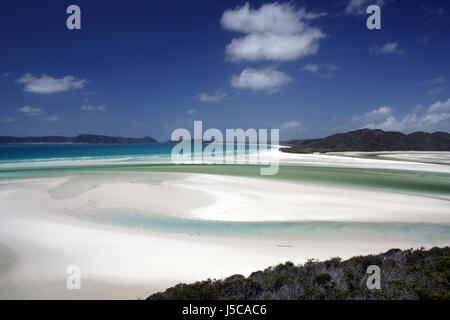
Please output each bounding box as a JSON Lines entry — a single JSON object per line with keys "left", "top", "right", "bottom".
{"left": 281, "top": 129, "right": 450, "bottom": 153}
{"left": 0, "top": 134, "right": 158, "bottom": 144}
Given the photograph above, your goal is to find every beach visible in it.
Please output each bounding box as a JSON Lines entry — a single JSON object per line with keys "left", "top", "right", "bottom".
{"left": 0, "top": 146, "right": 449, "bottom": 299}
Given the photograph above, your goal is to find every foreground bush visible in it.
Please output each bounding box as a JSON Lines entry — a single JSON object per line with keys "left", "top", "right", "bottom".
{"left": 148, "top": 247, "right": 450, "bottom": 300}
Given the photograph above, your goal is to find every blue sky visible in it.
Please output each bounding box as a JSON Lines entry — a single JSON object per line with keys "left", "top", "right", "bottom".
{"left": 1, "top": 0, "right": 449, "bottom": 141}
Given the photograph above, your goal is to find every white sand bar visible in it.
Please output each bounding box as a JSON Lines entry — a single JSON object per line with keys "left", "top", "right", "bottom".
{"left": 0, "top": 152, "right": 449, "bottom": 299}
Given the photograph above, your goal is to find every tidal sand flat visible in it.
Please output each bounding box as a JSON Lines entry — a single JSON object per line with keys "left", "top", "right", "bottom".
{"left": 0, "top": 145, "right": 449, "bottom": 299}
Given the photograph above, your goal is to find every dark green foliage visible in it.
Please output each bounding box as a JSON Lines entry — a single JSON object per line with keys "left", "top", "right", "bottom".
{"left": 280, "top": 129, "right": 450, "bottom": 153}
{"left": 147, "top": 247, "right": 450, "bottom": 300}
{"left": 313, "top": 273, "right": 332, "bottom": 285}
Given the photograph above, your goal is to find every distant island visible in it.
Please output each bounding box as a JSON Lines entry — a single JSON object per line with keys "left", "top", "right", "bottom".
{"left": 281, "top": 129, "right": 450, "bottom": 153}
{"left": 2, "top": 129, "right": 450, "bottom": 150}
{"left": 0, "top": 134, "right": 158, "bottom": 144}
{"left": 148, "top": 246, "right": 450, "bottom": 300}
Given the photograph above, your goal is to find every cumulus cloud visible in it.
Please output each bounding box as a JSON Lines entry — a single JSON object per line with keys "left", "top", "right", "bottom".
{"left": 345, "top": 0, "right": 384, "bottom": 15}
{"left": 196, "top": 91, "right": 227, "bottom": 102}
{"left": 18, "top": 106, "right": 44, "bottom": 116}
{"left": 428, "top": 99, "right": 450, "bottom": 114}
{"left": 221, "top": 2, "right": 325, "bottom": 62}
{"left": 370, "top": 42, "right": 404, "bottom": 56}
{"left": 353, "top": 106, "right": 394, "bottom": 123}
{"left": 225, "top": 32, "right": 324, "bottom": 62}
{"left": 17, "top": 73, "right": 88, "bottom": 94}
{"left": 81, "top": 105, "right": 106, "bottom": 111}
{"left": 231, "top": 67, "right": 291, "bottom": 92}
{"left": 356, "top": 98, "right": 450, "bottom": 132}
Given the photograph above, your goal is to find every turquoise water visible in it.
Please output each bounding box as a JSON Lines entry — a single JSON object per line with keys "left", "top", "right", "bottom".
{"left": 0, "top": 143, "right": 265, "bottom": 164}
{"left": 1, "top": 144, "right": 448, "bottom": 197}
{"left": 0, "top": 144, "right": 449, "bottom": 242}
{"left": 0, "top": 143, "right": 175, "bottom": 164}
{"left": 1, "top": 163, "right": 449, "bottom": 196}
{"left": 79, "top": 210, "right": 450, "bottom": 242}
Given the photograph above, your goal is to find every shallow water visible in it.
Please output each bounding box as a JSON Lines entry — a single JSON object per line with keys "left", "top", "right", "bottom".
{"left": 1, "top": 145, "right": 449, "bottom": 246}
{"left": 2, "top": 163, "right": 450, "bottom": 196}
{"left": 77, "top": 209, "right": 450, "bottom": 243}
{"left": 0, "top": 143, "right": 264, "bottom": 164}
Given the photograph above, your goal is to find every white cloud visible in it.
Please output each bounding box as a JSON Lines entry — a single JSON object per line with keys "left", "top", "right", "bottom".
{"left": 186, "top": 108, "right": 198, "bottom": 115}
{"left": 303, "top": 63, "right": 338, "bottom": 78}
{"left": 222, "top": 2, "right": 322, "bottom": 35}
{"left": 357, "top": 98, "right": 450, "bottom": 132}
{"left": 279, "top": 120, "right": 304, "bottom": 139}
{"left": 18, "top": 106, "right": 44, "bottom": 116}
{"left": 231, "top": 67, "right": 291, "bottom": 92}
{"left": 303, "top": 64, "right": 319, "bottom": 73}
{"left": 428, "top": 98, "right": 450, "bottom": 114}
{"left": 225, "top": 32, "right": 323, "bottom": 62}
{"left": 17, "top": 106, "right": 58, "bottom": 122}
{"left": 17, "top": 73, "right": 88, "bottom": 94}
{"left": 370, "top": 42, "right": 404, "bottom": 56}
{"left": 425, "top": 86, "right": 445, "bottom": 96}
{"left": 280, "top": 120, "right": 303, "bottom": 131}
{"left": 41, "top": 115, "right": 59, "bottom": 122}
{"left": 221, "top": 2, "right": 325, "bottom": 62}
{"left": 345, "top": 0, "right": 384, "bottom": 15}
{"left": 353, "top": 106, "right": 394, "bottom": 123}
{"left": 81, "top": 105, "right": 106, "bottom": 111}
{"left": 196, "top": 91, "right": 227, "bottom": 102}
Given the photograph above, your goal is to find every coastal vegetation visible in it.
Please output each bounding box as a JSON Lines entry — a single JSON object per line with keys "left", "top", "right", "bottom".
{"left": 148, "top": 246, "right": 450, "bottom": 300}
{"left": 281, "top": 129, "right": 450, "bottom": 153}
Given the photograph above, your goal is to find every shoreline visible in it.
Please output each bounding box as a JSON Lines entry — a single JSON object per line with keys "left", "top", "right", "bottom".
{"left": 0, "top": 151, "right": 449, "bottom": 299}
{"left": 1, "top": 150, "right": 450, "bottom": 174}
